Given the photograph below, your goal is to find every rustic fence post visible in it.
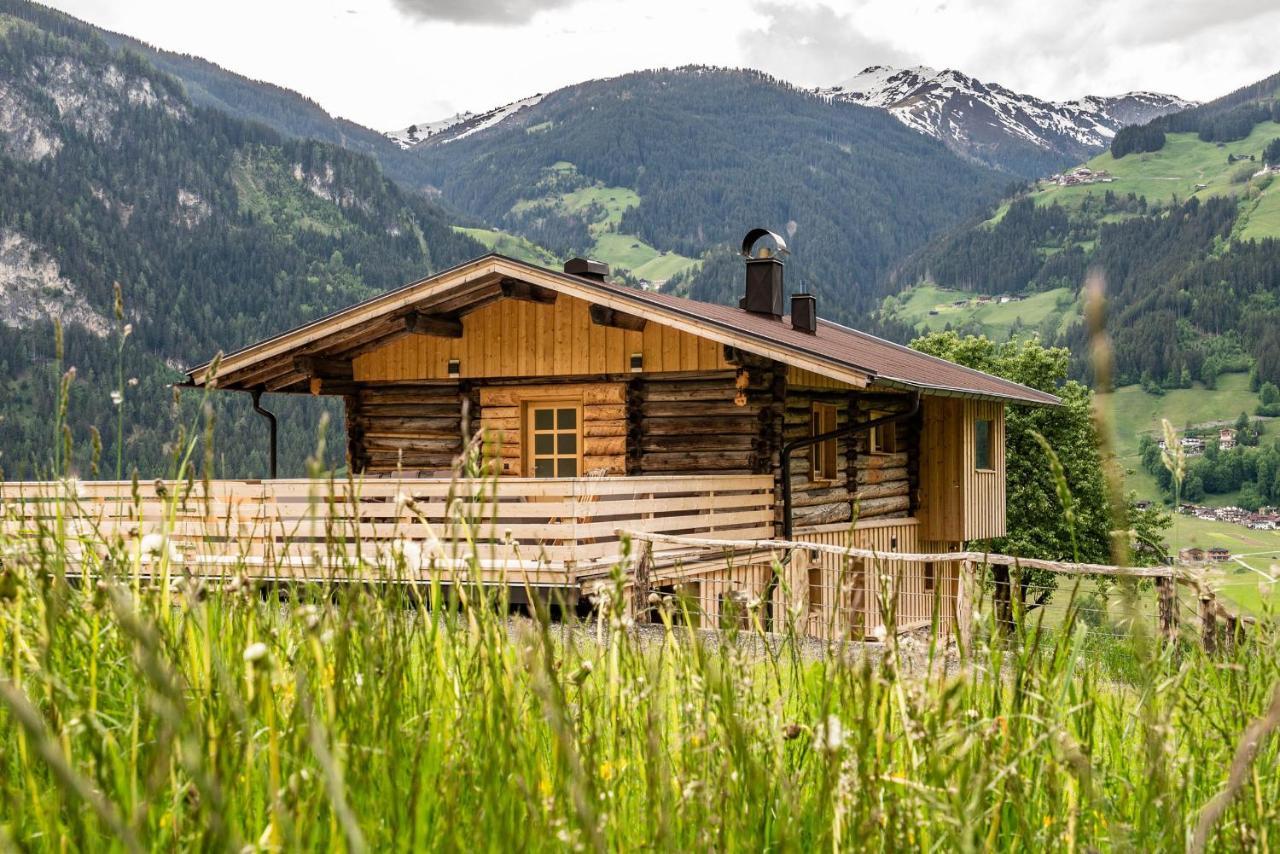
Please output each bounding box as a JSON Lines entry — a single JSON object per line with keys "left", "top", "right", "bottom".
{"left": 1156, "top": 575, "right": 1178, "bottom": 645}
{"left": 955, "top": 559, "right": 976, "bottom": 654}
{"left": 992, "top": 563, "right": 1012, "bottom": 637}
{"left": 1200, "top": 591, "right": 1218, "bottom": 655}
{"left": 631, "top": 539, "right": 653, "bottom": 624}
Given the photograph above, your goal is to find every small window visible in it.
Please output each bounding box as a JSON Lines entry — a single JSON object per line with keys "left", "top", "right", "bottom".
{"left": 811, "top": 403, "right": 839, "bottom": 481}
{"left": 975, "top": 418, "right": 994, "bottom": 471}
{"left": 869, "top": 411, "right": 898, "bottom": 454}
{"left": 526, "top": 401, "right": 581, "bottom": 478}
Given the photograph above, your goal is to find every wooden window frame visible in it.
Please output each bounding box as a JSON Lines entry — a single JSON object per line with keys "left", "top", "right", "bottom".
{"left": 810, "top": 402, "right": 839, "bottom": 483}
{"left": 868, "top": 410, "right": 898, "bottom": 455}
{"left": 522, "top": 398, "right": 584, "bottom": 479}
{"left": 974, "top": 417, "right": 995, "bottom": 472}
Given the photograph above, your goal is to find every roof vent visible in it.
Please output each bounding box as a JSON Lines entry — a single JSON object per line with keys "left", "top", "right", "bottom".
{"left": 564, "top": 257, "right": 610, "bottom": 281}
{"left": 739, "top": 228, "right": 788, "bottom": 319}
{"left": 791, "top": 292, "right": 817, "bottom": 334}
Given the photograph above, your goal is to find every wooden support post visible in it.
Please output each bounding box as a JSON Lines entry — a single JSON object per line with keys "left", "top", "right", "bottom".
{"left": 992, "top": 563, "right": 1012, "bottom": 636}
{"left": 955, "top": 559, "right": 975, "bottom": 653}
{"left": 1156, "top": 575, "right": 1178, "bottom": 645}
{"left": 1200, "top": 593, "right": 1218, "bottom": 655}
{"left": 631, "top": 539, "right": 653, "bottom": 624}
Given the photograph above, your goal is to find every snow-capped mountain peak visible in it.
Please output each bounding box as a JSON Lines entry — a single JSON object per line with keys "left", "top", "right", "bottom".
{"left": 386, "top": 93, "right": 545, "bottom": 149}
{"left": 818, "top": 66, "right": 1195, "bottom": 172}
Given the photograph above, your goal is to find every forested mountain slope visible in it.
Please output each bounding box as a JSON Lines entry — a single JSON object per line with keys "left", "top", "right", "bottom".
{"left": 409, "top": 68, "right": 1007, "bottom": 322}
{"left": 0, "top": 2, "right": 484, "bottom": 477}
{"left": 884, "top": 70, "right": 1280, "bottom": 391}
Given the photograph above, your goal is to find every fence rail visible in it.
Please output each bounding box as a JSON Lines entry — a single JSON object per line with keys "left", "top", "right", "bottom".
{"left": 621, "top": 530, "right": 1252, "bottom": 649}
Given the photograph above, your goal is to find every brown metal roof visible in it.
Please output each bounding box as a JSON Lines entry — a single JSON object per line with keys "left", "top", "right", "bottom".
{"left": 186, "top": 254, "right": 1060, "bottom": 406}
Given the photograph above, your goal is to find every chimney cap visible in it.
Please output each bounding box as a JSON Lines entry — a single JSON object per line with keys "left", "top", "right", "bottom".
{"left": 741, "top": 228, "right": 789, "bottom": 260}
{"left": 564, "top": 257, "right": 610, "bottom": 280}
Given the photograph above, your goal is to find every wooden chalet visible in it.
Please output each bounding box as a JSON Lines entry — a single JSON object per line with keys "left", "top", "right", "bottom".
{"left": 163, "top": 231, "right": 1057, "bottom": 635}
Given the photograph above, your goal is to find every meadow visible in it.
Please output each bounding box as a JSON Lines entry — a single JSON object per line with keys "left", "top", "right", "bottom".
{"left": 1033, "top": 121, "right": 1280, "bottom": 216}
{"left": 2, "top": 481, "right": 1279, "bottom": 850}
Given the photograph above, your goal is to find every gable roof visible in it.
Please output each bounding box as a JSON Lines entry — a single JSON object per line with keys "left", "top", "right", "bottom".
{"left": 186, "top": 254, "right": 1060, "bottom": 406}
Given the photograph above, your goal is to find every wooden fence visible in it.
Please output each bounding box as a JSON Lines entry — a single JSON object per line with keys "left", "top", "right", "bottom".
{"left": 0, "top": 475, "right": 775, "bottom": 587}
{"left": 622, "top": 530, "right": 1252, "bottom": 649}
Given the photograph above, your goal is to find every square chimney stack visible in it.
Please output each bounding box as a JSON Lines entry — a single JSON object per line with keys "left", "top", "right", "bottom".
{"left": 739, "top": 228, "right": 789, "bottom": 320}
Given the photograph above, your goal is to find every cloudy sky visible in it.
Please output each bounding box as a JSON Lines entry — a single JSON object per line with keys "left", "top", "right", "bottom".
{"left": 48, "top": 0, "right": 1280, "bottom": 130}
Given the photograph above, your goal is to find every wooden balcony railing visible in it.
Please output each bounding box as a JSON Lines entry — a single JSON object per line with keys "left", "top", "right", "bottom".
{"left": 0, "top": 475, "right": 775, "bottom": 586}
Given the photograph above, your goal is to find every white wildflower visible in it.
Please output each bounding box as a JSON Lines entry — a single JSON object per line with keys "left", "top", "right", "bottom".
{"left": 139, "top": 532, "right": 182, "bottom": 563}
{"left": 382, "top": 538, "right": 422, "bottom": 573}
{"left": 354, "top": 671, "right": 364, "bottom": 688}
{"left": 871, "top": 624, "right": 888, "bottom": 642}
{"left": 127, "top": 377, "right": 139, "bottom": 387}
{"left": 242, "top": 642, "right": 269, "bottom": 664}
{"left": 814, "top": 715, "right": 846, "bottom": 754}
{"left": 110, "top": 390, "right": 123, "bottom": 406}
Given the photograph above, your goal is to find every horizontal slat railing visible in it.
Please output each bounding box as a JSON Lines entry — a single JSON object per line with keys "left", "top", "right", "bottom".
{"left": 0, "top": 474, "right": 775, "bottom": 586}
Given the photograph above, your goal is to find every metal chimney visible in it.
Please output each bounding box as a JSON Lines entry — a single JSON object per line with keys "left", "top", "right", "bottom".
{"left": 791, "top": 292, "right": 817, "bottom": 334}
{"left": 739, "top": 228, "right": 788, "bottom": 319}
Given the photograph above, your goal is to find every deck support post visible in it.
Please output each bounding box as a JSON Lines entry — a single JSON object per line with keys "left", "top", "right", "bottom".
{"left": 1156, "top": 575, "right": 1178, "bottom": 646}
{"left": 955, "top": 559, "right": 976, "bottom": 654}
{"left": 1200, "top": 592, "right": 1218, "bottom": 655}
{"left": 630, "top": 539, "right": 654, "bottom": 624}
{"left": 992, "top": 563, "right": 1012, "bottom": 637}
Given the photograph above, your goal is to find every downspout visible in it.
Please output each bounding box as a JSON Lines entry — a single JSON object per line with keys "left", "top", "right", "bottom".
{"left": 780, "top": 391, "right": 921, "bottom": 539}
{"left": 762, "top": 392, "right": 921, "bottom": 631}
{"left": 251, "top": 389, "right": 278, "bottom": 479}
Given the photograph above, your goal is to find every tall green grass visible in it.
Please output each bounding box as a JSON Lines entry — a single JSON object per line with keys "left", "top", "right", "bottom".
{"left": 2, "top": 486, "right": 1278, "bottom": 849}
{"left": 1, "top": 321, "right": 1278, "bottom": 850}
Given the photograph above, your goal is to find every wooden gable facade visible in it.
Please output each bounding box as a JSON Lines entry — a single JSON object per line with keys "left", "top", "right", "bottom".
{"left": 187, "top": 255, "right": 1053, "bottom": 545}
{"left": 185, "top": 253, "right": 1058, "bottom": 635}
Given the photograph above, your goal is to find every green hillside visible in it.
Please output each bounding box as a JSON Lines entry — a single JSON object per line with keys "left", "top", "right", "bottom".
{"left": 453, "top": 227, "right": 558, "bottom": 266}
{"left": 503, "top": 162, "right": 700, "bottom": 284}
{"left": 1106, "top": 374, "right": 1265, "bottom": 500}
{"left": 1033, "top": 120, "right": 1280, "bottom": 217}
{"left": 881, "top": 284, "right": 1078, "bottom": 340}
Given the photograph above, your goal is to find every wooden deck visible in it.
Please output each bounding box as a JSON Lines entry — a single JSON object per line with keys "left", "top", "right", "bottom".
{"left": 0, "top": 474, "right": 776, "bottom": 590}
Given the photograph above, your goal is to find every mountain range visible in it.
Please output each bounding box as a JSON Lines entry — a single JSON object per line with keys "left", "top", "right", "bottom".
{"left": 2, "top": 0, "right": 1277, "bottom": 480}
{"left": 818, "top": 66, "right": 1193, "bottom": 177}
{"left": 389, "top": 65, "right": 1191, "bottom": 180}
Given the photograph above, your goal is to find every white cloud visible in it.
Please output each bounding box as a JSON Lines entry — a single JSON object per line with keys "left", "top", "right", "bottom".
{"left": 390, "top": 0, "right": 579, "bottom": 25}
{"left": 39, "top": 0, "right": 1280, "bottom": 129}
{"left": 740, "top": 2, "right": 913, "bottom": 86}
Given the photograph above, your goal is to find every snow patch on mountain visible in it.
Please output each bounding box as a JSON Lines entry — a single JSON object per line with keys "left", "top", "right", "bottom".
{"left": 818, "top": 66, "right": 1195, "bottom": 170}
{"left": 386, "top": 93, "right": 545, "bottom": 148}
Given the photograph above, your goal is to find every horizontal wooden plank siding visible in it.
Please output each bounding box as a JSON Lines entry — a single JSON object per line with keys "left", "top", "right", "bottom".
{"left": 353, "top": 293, "right": 732, "bottom": 382}
{"left": 0, "top": 475, "right": 774, "bottom": 585}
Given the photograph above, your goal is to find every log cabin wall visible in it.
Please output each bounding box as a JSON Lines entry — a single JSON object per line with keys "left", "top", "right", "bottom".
{"left": 477, "top": 382, "right": 628, "bottom": 476}
{"left": 344, "top": 382, "right": 465, "bottom": 474}
{"left": 631, "top": 367, "right": 780, "bottom": 476}
{"left": 781, "top": 383, "right": 920, "bottom": 531}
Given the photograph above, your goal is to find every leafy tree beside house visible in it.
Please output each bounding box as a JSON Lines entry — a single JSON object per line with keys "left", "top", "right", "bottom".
{"left": 1265, "top": 137, "right": 1280, "bottom": 167}
{"left": 910, "top": 333, "right": 1170, "bottom": 594}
